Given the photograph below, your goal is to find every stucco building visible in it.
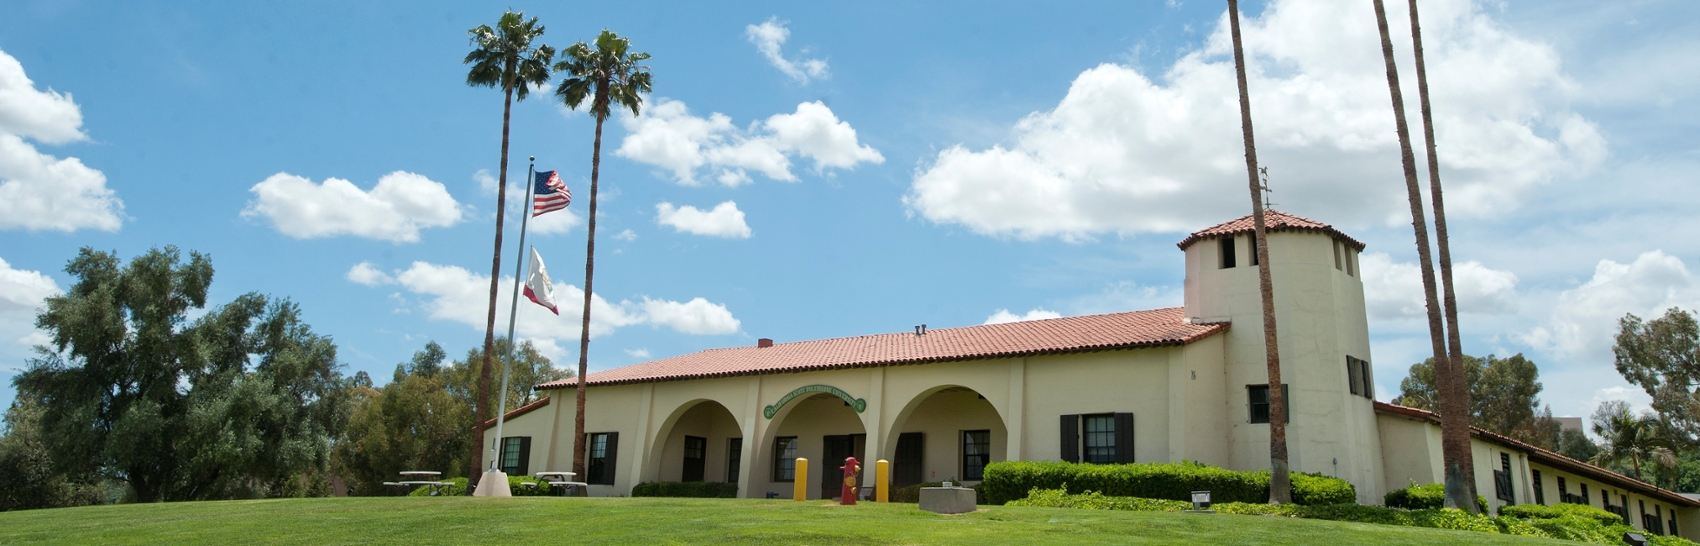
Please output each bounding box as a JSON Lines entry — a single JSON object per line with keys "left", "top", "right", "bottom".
{"left": 494, "top": 210, "right": 1697, "bottom": 539}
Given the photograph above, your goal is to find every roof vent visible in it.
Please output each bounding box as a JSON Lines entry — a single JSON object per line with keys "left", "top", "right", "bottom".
{"left": 757, "top": 338, "right": 773, "bottom": 348}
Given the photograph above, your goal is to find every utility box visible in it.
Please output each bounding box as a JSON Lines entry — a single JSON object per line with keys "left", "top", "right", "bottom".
{"left": 919, "top": 487, "right": 977, "bottom": 514}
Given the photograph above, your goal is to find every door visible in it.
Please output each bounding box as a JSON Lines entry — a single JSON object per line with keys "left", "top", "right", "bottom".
{"left": 819, "top": 434, "right": 866, "bottom": 499}
{"left": 894, "top": 432, "right": 923, "bottom": 488}
{"left": 682, "top": 435, "right": 707, "bottom": 482}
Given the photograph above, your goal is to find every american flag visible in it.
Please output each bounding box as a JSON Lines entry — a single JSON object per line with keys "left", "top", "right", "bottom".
{"left": 532, "top": 170, "right": 570, "bottom": 217}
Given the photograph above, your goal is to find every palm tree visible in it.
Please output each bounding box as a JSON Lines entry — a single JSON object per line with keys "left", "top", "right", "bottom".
{"left": 1370, "top": 0, "right": 1476, "bottom": 512}
{"left": 462, "top": 10, "right": 553, "bottom": 487}
{"left": 1591, "top": 402, "right": 1676, "bottom": 483}
{"left": 1405, "top": 0, "right": 1478, "bottom": 510}
{"left": 554, "top": 30, "right": 652, "bottom": 479}
{"left": 1225, "top": 0, "right": 1291, "bottom": 504}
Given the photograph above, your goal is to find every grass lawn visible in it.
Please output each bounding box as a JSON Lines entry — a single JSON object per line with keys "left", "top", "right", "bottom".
{"left": 0, "top": 497, "right": 1578, "bottom": 545}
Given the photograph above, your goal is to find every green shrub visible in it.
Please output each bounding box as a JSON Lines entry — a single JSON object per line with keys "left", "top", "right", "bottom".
{"left": 1497, "top": 502, "right": 1623, "bottom": 527}
{"left": 1383, "top": 482, "right": 1486, "bottom": 513}
{"left": 1006, "top": 487, "right": 1189, "bottom": 511}
{"left": 979, "top": 460, "right": 1355, "bottom": 506}
{"left": 630, "top": 482, "right": 739, "bottom": 498}
{"left": 404, "top": 476, "right": 557, "bottom": 497}
{"left": 892, "top": 482, "right": 985, "bottom": 504}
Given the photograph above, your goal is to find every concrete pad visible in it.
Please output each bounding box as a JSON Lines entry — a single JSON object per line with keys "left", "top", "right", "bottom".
{"left": 919, "top": 487, "right": 976, "bottom": 514}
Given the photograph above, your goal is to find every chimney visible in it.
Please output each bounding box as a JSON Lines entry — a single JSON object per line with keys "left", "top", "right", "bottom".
{"left": 757, "top": 338, "right": 773, "bottom": 348}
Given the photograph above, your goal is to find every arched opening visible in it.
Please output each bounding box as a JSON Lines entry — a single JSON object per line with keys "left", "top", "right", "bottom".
{"left": 883, "top": 386, "right": 1008, "bottom": 488}
{"left": 755, "top": 393, "right": 869, "bottom": 500}
{"left": 655, "top": 400, "right": 742, "bottom": 486}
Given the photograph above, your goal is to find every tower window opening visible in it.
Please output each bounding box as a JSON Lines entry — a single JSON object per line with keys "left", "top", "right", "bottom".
{"left": 1333, "top": 240, "right": 1343, "bottom": 270}
{"left": 1345, "top": 248, "right": 1356, "bottom": 277}
{"left": 1219, "top": 237, "right": 1236, "bottom": 269}
{"left": 1249, "top": 233, "right": 1259, "bottom": 266}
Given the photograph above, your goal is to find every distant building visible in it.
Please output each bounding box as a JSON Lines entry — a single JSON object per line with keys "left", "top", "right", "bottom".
{"left": 1557, "top": 416, "right": 1584, "bottom": 433}
{"left": 495, "top": 210, "right": 1695, "bottom": 539}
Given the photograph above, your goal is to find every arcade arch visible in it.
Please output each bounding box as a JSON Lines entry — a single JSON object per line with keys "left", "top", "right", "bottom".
{"left": 882, "top": 385, "right": 1009, "bottom": 488}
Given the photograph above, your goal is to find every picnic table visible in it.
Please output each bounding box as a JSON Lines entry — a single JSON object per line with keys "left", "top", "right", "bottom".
{"left": 397, "top": 471, "right": 452, "bottom": 496}
{"left": 534, "top": 472, "right": 586, "bottom": 496}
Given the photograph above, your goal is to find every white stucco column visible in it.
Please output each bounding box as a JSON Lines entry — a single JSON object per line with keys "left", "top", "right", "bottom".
{"left": 631, "top": 383, "right": 655, "bottom": 490}
{"left": 739, "top": 376, "right": 763, "bottom": 498}
{"left": 1006, "top": 358, "right": 1026, "bottom": 461}
{"left": 865, "top": 367, "right": 885, "bottom": 464}
{"left": 1167, "top": 349, "right": 1187, "bottom": 462}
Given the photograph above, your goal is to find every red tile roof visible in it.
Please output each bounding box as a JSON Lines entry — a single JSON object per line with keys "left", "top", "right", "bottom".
{"left": 478, "top": 396, "right": 551, "bottom": 429}
{"left": 538, "top": 307, "right": 1227, "bottom": 389}
{"left": 1175, "top": 210, "right": 1366, "bottom": 251}
{"left": 1374, "top": 401, "right": 1699, "bottom": 507}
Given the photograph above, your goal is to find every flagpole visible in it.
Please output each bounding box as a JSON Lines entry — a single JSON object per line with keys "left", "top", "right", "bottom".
{"left": 491, "top": 157, "right": 537, "bottom": 472}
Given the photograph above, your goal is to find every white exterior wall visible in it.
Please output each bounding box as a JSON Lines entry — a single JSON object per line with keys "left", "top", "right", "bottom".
{"left": 1184, "top": 230, "right": 1383, "bottom": 503}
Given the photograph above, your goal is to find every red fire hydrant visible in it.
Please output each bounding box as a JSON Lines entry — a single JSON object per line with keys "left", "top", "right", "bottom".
{"left": 840, "top": 456, "right": 861, "bottom": 505}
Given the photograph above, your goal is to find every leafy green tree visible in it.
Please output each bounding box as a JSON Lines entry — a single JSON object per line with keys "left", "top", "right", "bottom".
{"left": 0, "top": 395, "right": 106, "bottom": 511}
{"left": 1589, "top": 400, "right": 1676, "bottom": 483}
{"left": 1614, "top": 308, "right": 1700, "bottom": 446}
{"left": 554, "top": 29, "right": 651, "bottom": 479}
{"left": 16, "top": 247, "right": 348, "bottom": 502}
{"left": 463, "top": 9, "right": 554, "bottom": 484}
{"left": 1555, "top": 428, "right": 1601, "bottom": 463}
{"left": 332, "top": 342, "right": 471, "bottom": 496}
{"left": 447, "top": 338, "right": 571, "bottom": 420}
{"left": 1395, "top": 353, "right": 1559, "bottom": 448}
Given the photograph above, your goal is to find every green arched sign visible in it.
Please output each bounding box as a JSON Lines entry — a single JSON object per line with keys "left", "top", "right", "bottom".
{"left": 764, "top": 384, "right": 866, "bottom": 419}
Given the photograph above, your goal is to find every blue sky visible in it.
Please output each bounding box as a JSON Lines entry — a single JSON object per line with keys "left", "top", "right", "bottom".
{"left": 2, "top": 0, "right": 1697, "bottom": 426}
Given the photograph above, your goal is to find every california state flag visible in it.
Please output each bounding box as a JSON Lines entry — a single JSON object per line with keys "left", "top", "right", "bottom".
{"left": 523, "top": 247, "right": 558, "bottom": 315}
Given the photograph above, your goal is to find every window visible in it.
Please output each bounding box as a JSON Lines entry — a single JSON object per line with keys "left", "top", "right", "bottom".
{"left": 1333, "top": 240, "right": 1343, "bottom": 270}
{"left": 1248, "top": 385, "right": 1291, "bottom": 424}
{"left": 1219, "top": 237, "right": 1236, "bottom": 269}
{"left": 682, "top": 435, "right": 707, "bottom": 482}
{"left": 585, "top": 432, "right": 618, "bottom": 485}
{"left": 772, "top": 436, "right": 798, "bottom": 482}
{"left": 1532, "top": 469, "right": 1544, "bottom": 505}
{"left": 1059, "top": 413, "right": 1134, "bottom": 464}
{"left": 1347, "top": 357, "right": 1362, "bottom": 396}
{"left": 1346, "top": 249, "right": 1356, "bottom": 277}
{"left": 1581, "top": 483, "right": 1589, "bottom": 506}
{"left": 1248, "top": 233, "right": 1259, "bottom": 266}
{"left": 962, "top": 430, "right": 991, "bottom": 480}
{"left": 500, "top": 436, "right": 531, "bottom": 477}
{"left": 1494, "top": 453, "right": 1514, "bottom": 503}
{"left": 726, "top": 438, "right": 742, "bottom": 485}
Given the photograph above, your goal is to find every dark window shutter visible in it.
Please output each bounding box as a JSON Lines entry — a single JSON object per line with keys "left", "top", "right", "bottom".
{"left": 518, "top": 437, "right": 532, "bottom": 476}
{"left": 1060, "top": 415, "right": 1080, "bottom": 463}
{"left": 1361, "top": 360, "right": 1374, "bottom": 399}
{"left": 1113, "top": 413, "right": 1135, "bottom": 464}
{"left": 603, "top": 432, "right": 619, "bottom": 485}
{"left": 1346, "top": 357, "right": 1361, "bottom": 395}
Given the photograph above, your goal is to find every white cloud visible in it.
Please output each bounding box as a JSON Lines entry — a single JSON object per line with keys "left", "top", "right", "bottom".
{"left": 625, "top": 348, "right": 651, "bottom": 359}
{"left": 617, "top": 99, "right": 882, "bottom": 186}
{"left": 904, "top": 0, "right": 1604, "bottom": 241}
{"left": 0, "top": 50, "right": 123, "bottom": 233}
{"left": 1590, "top": 385, "right": 1653, "bottom": 418}
{"left": 656, "top": 201, "right": 752, "bottom": 238}
{"left": 527, "top": 209, "right": 582, "bottom": 236}
{"left": 746, "top": 17, "right": 829, "bottom": 83}
{"left": 640, "top": 297, "right": 741, "bottom": 335}
{"left": 242, "top": 171, "right": 464, "bottom": 243}
{"left": 1521, "top": 250, "right": 1700, "bottom": 360}
{"left": 614, "top": 229, "right": 638, "bottom": 242}
{"left": 346, "top": 262, "right": 393, "bottom": 286}
{"left": 1359, "top": 252, "right": 1519, "bottom": 321}
{"left": 373, "top": 261, "right": 740, "bottom": 343}
{"left": 471, "top": 168, "right": 583, "bottom": 236}
{"left": 0, "top": 256, "right": 60, "bottom": 352}
{"left": 984, "top": 308, "right": 1063, "bottom": 325}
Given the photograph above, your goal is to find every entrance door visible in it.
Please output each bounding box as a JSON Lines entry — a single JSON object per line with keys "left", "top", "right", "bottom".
{"left": 682, "top": 435, "right": 707, "bottom": 482}
{"left": 894, "top": 432, "right": 923, "bottom": 488}
{"left": 820, "top": 434, "right": 865, "bottom": 499}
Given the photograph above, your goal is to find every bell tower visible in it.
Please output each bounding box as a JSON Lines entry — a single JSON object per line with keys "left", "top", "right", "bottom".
{"left": 1178, "top": 210, "right": 1383, "bottom": 503}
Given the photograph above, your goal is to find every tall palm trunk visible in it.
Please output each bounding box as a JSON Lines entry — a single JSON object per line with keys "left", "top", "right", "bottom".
{"left": 1371, "top": 0, "right": 1475, "bottom": 513}
{"left": 571, "top": 83, "right": 610, "bottom": 479}
{"left": 472, "top": 63, "right": 516, "bottom": 489}
{"left": 1226, "top": 0, "right": 1291, "bottom": 504}
{"left": 1406, "top": 0, "right": 1477, "bottom": 510}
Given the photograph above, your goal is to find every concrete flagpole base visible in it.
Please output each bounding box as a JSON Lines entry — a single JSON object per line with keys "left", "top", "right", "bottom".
{"left": 473, "top": 470, "right": 512, "bottom": 497}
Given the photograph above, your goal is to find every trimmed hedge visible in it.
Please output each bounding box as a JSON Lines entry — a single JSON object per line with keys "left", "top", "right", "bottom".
{"left": 979, "top": 461, "right": 1356, "bottom": 506}
{"left": 631, "top": 482, "right": 739, "bottom": 498}
{"left": 1497, "top": 502, "right": 1623, "bottom": 527}
{"left": 892, "top": 482, "right": 985, "bottom": 504}
{"left": 405, "top": 476, "right": 557, "bottom": 497}
{"left": 1383, "top": 482, "right": 1487, "bottom": 513}
{"left": 1009, "top": 488, "right": 1700, "bottom": 545}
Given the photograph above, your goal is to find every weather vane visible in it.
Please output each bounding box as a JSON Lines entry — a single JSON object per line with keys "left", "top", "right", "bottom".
{"left": 1258, "top": 166, "right": 1276, "bottom": 210}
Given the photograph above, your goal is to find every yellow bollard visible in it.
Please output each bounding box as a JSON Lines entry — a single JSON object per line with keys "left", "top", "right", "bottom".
{"left": 875, "top": 460, "right": 890, "bottom": 503}
{"left": 793, "top": 458, "right": 808, "bottom": 501}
